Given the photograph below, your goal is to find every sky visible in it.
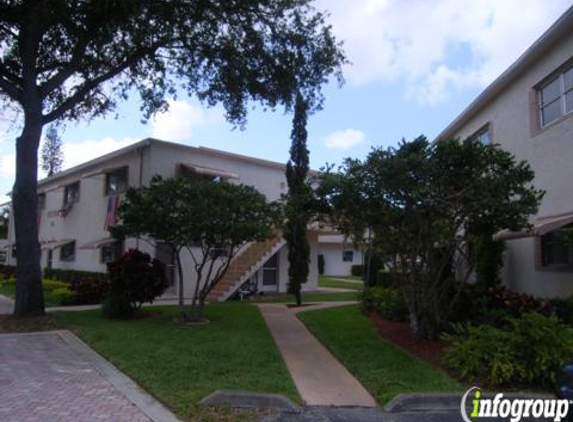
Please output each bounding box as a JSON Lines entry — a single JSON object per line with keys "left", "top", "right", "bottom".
{"left": 0, "top": 0, "right": 572, "bottom": 204}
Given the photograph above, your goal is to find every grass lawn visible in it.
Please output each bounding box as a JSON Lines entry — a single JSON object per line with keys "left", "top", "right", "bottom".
{"left": 11, "top": 303, "right": 298, "bottom": 421}
{"left": 298, "top": 305, "right": 461, "bottom": 405}
{"left": 253, "top": 291, "right": 359, "bottom": 303}
{"left": 0, "top": 283, "right": 59, "bottom": 307}
{"left": 318, "top": 276, "right": 363, "bottom": 290}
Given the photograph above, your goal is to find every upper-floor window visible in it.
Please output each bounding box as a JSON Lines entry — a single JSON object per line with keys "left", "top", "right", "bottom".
{"left": 105, "top": 167, "right": 128, "bottom": 196}
{"left": 541, "top": 225, "right": 573, "bottom": 268}
{"left": 63, "top": 182, "right": 80, "bottom": 206}
{"left": 470, "top": 125, "right": 491, "bottom": 145}
{"left": 60, "top": 241, "right": 76, "bottom": 262}
{"left": 539, "top": 65, "right": 573, "bottom": 127}
{"left": 37, "top": 193, "right": 46, "bottom": 210}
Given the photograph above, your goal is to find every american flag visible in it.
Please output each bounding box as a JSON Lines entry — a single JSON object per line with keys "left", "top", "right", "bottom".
{"left": 104, "top": 195, "right": 120, "bottom": 230}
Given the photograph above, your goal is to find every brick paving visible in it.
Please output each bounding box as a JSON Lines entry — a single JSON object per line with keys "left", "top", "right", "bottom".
{"left": 0, "top": 332, "right": 153, "bottom": 422}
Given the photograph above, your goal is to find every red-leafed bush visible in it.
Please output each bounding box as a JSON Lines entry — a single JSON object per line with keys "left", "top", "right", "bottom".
{"left": 69, "top": 278, "right": 109, "bottom": 305}
{"left": 484, "top": 286, "right": 553, "bottom": 317}
{"left": 104, "top": 249, "right": 167, "bottom": 318}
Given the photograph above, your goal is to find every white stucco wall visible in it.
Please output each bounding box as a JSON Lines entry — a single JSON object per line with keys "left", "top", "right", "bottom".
{"left": 447, "top": 34, "right": 573, "bottom": 297}
{"left": 319, "top": 242, "right": 363, "bottom": 276}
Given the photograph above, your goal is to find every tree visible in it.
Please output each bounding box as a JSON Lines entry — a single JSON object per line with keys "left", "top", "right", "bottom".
{"left": 111, "top": 176, "right": 277, "bottom": 321}
{"left": 284, "top": 92, "right": 312, "bottom": 306}
{"left": 0, "top": 0, "right": 345, "bottom": 316}
{"left": 319, "top": 136, "right": 544, "bottom": 339}
{"left": 40, "top": 125, "right": 63, "bottom": 177}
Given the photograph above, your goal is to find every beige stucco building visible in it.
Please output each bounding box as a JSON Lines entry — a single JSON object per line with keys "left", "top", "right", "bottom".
{"left": 437, "top": 6, "right": 573, "bottom": 298}
{"left": 3, "top": 138, "right": 320, "bottom": 301}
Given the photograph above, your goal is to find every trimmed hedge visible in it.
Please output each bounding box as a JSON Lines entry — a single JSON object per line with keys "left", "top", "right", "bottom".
{"left": 43, "top": 268, "right": 108, "bottom": 284}
{"left": 351, "top": 265, "right": 363, "bottom": 277}
{"left": 0, "top": 264, "right": 16, "bottom": 279}
{"left": 52, "top": 288, "right": 77, "bottom": 306}
{"left": 42, "top": 279, "right": 69, "bottom": 292}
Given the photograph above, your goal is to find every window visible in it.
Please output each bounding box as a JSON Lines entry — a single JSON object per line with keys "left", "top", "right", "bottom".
{"left": 60, "top": 241, "right": 76, "bottom": 262}
{"left": 63, "top": 182, "right": 80, "bottom": 206}
{"left": 37, "top": 193, "right": 46, "bottom": 210}
{"left": 541, "top": 226, "right": 573, "bottom": 268}
{"left": 539, "top": 65, "right": 573, "bottom": 127}
{"left": 209, "top": 244, "right": 230, "bottom": 259}
{"left": 470, "top": 125, "right": 491, "bottom": 145}
{"left": 0, "top": 250, "right": 6, "bottom": 263}
{"left": 100, "top": 241, "right": 123, "bottom": 264}
{"left": 105, "top": 167, "right": 128, "bottom": 196}
{"left": 342, "top": 250, "right": 354, "bottom": 262}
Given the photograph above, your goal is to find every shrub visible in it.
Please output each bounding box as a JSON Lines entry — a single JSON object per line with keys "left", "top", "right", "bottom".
{"left": 471, "top": 234, "right": 505, "bottom": 289}
{"left": 550, "top": 296, "right": 573, "bottom": 325}
{"left": 362, "top": 286, "right": 408, "bottom": 321}
{"left": 1, "top": 276, "right": 16, "bottom": 286}
{"left": 69, "top": 278, "right": 109, "bottom": 305}
{"left": 42, "top": 279, "right": 68, "bottom": 292}
{"left": 377, "top": 270, "right": 404, "bottom": 289}
{"left": 443, "top": 312, "right": 573, "bottom": 387}
{"left": 105, "top": 249, "right": 167, "bottom": 318}
{"left": 43, "top": 268, "right": 108, "bottom": 284}
{"left": 101, "top": 296, "right": 134, "bottom": 319}
{"left": 52, "top": 287, "right": 77, "bottom": 306}
{"left": 351, "top": 265, "right": 363, "bottom": 277}
{"left": 0, "top": 264, "right": 16, "bottom": 279}
{"left": 317, "top": 254, "right": 325, "bottom": 275}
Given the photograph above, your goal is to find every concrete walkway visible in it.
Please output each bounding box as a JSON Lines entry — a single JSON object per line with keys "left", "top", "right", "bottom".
{"left": 258, "top": 302, "right": 376, "bottom": 407}
{"left": 0, "top": 330, "right": 181, "bottom": 422}
{"left": 0, "top": 294, "right": 13, "bottom": 315}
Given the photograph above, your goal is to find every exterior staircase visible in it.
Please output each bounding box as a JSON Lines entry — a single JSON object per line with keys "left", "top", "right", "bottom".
{"left": 206, "top": 231, "right": 285, "bottom": 302}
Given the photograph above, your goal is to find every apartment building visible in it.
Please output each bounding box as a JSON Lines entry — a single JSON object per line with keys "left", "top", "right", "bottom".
{"left": 318, "top": 234, "right": 363, "bottom": 276}
{"left": 3, "top": 138, "right": 321, "bottom": 301}
{"left": 437, "top": 6, "right": 573, "bottom": 297}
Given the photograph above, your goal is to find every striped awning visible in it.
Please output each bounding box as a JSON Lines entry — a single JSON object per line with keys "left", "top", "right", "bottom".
{"left": 41, "top": 239, "right": 74, "bottom": 250}
{"left": 179, "top": 163, "right": 239, "bottom": 180}
{"left": 493, "top": 212, "right": 573, "bottom": 241}
{"left": 79, "top": 238, "right": 117, "bottom": 249}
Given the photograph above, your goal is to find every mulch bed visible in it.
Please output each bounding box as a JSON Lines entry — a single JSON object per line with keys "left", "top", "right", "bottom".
{"left": 369, "top": 313, "right": 447, "bottom": 369}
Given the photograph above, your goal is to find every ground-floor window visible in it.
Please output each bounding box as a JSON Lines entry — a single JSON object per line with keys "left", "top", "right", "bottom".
{"left": 541, "top": 225, "right": 573, "bottom": 268}
{"left": 342, "top": 250, "right": 354, "bottom": 262}
{"left": 100, "top": 241, "right": 124, "bottom": 264}
{"left": 60, "top": 241, "right": 76, "bottom": 262}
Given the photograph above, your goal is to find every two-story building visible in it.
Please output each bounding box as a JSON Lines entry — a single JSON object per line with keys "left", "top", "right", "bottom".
{"left": 437, "top": 6, "right": 573, "bottom": 298}
{"left": 3, "top": 138, "right": 321, "bottom": 301}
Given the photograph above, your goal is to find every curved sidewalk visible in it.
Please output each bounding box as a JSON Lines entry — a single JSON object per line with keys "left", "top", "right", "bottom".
{"left": 258, "top": 302, "right": 376, "bottom": 407}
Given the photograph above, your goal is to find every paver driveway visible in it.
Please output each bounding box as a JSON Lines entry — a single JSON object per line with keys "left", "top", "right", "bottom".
{"left": 0, "top": 331, "right": 180, "bottom": 422}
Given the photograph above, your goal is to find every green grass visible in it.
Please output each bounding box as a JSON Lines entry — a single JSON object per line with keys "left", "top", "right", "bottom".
{"left": 298, "top": 305, "right": 461, "bottom": 405}
{"left": 319, "top": 276, "right": 363, "bottom": 290}
{"left": 253, "top": 291, "right": 359, "bottom": 303}
{"left": 53, "top": 303, "right": 298, "bottom": 420}
{"left": 0, "top": 283, "right": 59, "bottom": 307}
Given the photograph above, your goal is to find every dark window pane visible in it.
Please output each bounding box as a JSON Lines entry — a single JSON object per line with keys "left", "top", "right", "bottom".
{"left": 541, "top": 99, "right": 562, "bottom": 126}
{"left": 342, "top": 250, "right": 354, "bottom": 262}
{"left": 564, "top": 68, "right": 573, "bottom": 91}
{"left": 541, "top": 77, "right": 561, "bottom": 105}
{"left": 263, "top": 269, "right": 277, "bottom": 286}
{"left": 566, "top": 90, "right": 573, "bottom": 113}
{"left": 105, "top": 167, "right": 128, "bottom": 195}
{"left": 60, "top": 241, "right": 75, "bottom": 262}
{"left": 64, "top": 182, "right": 80, "bottom": 205}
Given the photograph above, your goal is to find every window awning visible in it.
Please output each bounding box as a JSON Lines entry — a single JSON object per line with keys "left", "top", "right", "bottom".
{"left": 41, "top": 239, "right": 74, "bottom": 250}
{"left": 0, "top": 243, "right": 13, "bottom": 250}
{"left": 493, "top": 212, "right": 573, "bottom": 241}
{"left": 79, "top": 238, "right": 117, "bottom": 249}
{"left": 179, "top": 163, "right": 239, "bottom": 180}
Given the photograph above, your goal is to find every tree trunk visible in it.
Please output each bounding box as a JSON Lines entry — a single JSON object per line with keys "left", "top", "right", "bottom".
{"left": 13, "top": 117, "right": 45, "bottom": 316}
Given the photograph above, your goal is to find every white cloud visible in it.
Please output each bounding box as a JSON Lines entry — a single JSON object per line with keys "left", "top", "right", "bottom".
{"left": 150, "top": 99, "right": 223, "bottom": 142}
{"left": 324, "top": 129, "right": 365, "bottom": 149}
{"left": 0, "top": 153, "right": 15, "bottom": 176}
{"left": 317, "top": 0, "right": 571, "bottom": 104}
{"left": 60, "top": 136, "right": 139, "bottom": 172}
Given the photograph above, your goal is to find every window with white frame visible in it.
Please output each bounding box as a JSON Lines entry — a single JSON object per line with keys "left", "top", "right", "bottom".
{"left": 539, "top": 65, "right": 573, "bottom": 127}
{"left": 105, "top": 167, "right": 128, "bottom": 196}
{"left": 342, "top": 250, "right": 354, "bottom": 262}
{"left": 37, "top": 193, "right": 46, "bottom": 210}
{"left": 60, "top": 241, "right": 76, "bottom": 262}
{"left": 540, "top": 225, "right": 573, "bottom": 268}
{"left": 470, "top": 125, "right": 491, "bottom": 145}
{"left": 63, "top": 182, "right": 80, "bottom": 206}
{"left": 101, "top": 240, "right": 123, "bottom": 264}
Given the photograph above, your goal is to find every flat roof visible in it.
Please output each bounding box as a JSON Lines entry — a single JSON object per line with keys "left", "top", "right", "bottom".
{"left": 37, "top": 138, "right": 296, "bottom": 187}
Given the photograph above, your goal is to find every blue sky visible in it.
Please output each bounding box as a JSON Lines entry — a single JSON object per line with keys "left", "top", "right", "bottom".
{"left": 0, "top": 0, "right": 572, "bottom": 203}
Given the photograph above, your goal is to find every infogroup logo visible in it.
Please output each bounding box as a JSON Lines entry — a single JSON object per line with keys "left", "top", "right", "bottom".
{"left": 461, "top": 387, "right": 570, "bottom": 422}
